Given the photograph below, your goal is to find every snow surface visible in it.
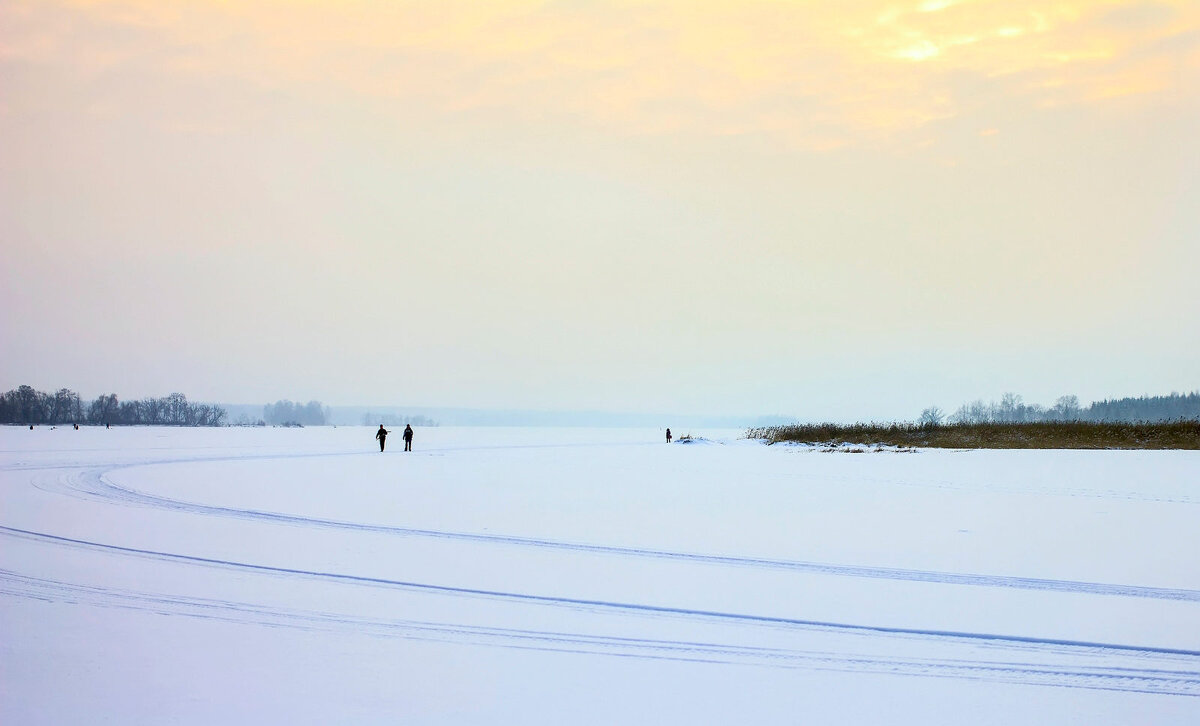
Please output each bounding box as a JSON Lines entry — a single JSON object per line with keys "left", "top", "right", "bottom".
{"left": 2, "top": 425, "right": 1199, "bottom": 724}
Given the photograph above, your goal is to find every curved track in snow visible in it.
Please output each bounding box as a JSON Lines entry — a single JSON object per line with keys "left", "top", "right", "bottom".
{"left": 28, "top": 459, "right": 1200, "bottom": 603}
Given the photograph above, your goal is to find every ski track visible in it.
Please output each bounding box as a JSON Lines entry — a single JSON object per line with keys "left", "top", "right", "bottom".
{"left": 2, "top": 531, "right": 1199, "bottom": 697}
{"left": 4, "top": 443, "right": 1200, "bottom": 697}
{"left": 23, "top": 458, "right": 1200, "bottom": 604}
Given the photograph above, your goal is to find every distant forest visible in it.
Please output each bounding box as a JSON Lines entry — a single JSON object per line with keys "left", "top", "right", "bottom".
{"left": 0, "top": 385, "right": 227, "bottom": 426}
{"left": 922, "top": 392, "right": 1200, "bottom": 425}
{"left": 261, "top": 400, "right": 331, "bottom": 426}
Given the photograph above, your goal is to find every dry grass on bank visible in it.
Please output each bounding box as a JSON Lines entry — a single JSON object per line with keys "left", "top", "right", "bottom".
{"left": 747, "top": 420, "right": 1200, "bottom": 450}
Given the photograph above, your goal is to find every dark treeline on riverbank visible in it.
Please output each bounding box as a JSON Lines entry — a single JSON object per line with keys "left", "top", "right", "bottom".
{"left": 925, "top": 391, "right": 1200, "bottom": 425}
{"left": 0, "top": 385, "right": 226, "bottom": 426}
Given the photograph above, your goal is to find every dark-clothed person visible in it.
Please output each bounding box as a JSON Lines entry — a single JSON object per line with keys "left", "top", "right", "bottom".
{"left": 403, "top": 424, "right": 414, "bottom": 451}
{"left": 376, "top": 425, "right": 389, "bottom": 452}
{"left": 666, "top": 428, "right": 672, "bottom": 443}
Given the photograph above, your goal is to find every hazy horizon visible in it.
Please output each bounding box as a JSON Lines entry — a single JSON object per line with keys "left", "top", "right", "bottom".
{"left": 3, "top": 1, "right": 1197, "bottom": 421}
{"left": 6, "top": 384, "right": 1196, "bottom": 428}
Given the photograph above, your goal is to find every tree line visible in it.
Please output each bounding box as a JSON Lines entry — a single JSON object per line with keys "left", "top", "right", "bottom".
{"left": 921, "top": 391, "right": 1200, "bottom": 425}
{"left": 263, "top": 400, "right": 330, "bottom": 426}
{"left": 0, "top": 385, "right": 226, "bottom": 426}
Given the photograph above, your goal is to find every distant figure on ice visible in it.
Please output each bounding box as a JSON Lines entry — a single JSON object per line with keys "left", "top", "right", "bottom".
{"left": 376, "top": 424, "right": 389, "bottom": 452}
{"left": 665, "top": 428, "right": 672, "bottom": 443}
{"left": 403, "top": 424, "right": 414, "bottom": 452}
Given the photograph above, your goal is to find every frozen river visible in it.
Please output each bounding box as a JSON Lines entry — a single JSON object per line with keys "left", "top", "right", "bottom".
{"left": 2, "top": 425, "right": 1199, "bottom": 723}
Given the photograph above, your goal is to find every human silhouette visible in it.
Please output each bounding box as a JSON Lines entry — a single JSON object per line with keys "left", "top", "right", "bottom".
{"left": 665, "top": 428, "right": 672, "bottom": 443}
{"left": 375, "top": 424, "right": 389, "bottom": 452}
{"left": 403, "top": 424, "right": 414, "bottom": 451}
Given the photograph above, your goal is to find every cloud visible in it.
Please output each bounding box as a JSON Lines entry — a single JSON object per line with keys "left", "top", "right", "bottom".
{"left": 3, "top": 0, "right": 1198, "bottom": 151}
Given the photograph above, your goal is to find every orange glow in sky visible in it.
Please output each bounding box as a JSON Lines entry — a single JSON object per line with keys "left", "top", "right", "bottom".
{"left": 6, "top": 1, "right": 1198, "bottom": 147}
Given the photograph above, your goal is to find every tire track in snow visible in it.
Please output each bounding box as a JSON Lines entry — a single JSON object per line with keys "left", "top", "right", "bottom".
{"left": 38, "top": 464, "right": 1200, "bottom": 604}
{"left": 3, "top": 567, "right": 1198, "bottom": 696}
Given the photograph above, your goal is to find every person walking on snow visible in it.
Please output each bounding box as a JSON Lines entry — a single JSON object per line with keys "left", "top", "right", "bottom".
{"left": 665, "top": 428, "right": 672, "bottom": 443}
{"left": 403, "top": 424, "right": 414, "bottom": 451}
{"left": 376, "top": 424, "right": 389, "bottom": 452}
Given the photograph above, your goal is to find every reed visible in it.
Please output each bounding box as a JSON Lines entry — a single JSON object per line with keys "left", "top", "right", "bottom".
{"left": 747, "top": 420, "right": 1200, "bottom": 450}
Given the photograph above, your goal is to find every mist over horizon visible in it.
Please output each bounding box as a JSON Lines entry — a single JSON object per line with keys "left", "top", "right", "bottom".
{"left": 6, "top": 381, "right": 1196, "bottom": 429}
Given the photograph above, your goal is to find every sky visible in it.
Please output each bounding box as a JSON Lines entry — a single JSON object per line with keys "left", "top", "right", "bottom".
{"left": 2, "top": 0, "right": 1197, "bottom": 421}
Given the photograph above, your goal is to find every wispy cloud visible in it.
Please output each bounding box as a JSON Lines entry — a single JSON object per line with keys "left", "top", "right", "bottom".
{"left": 3, "top": 1, "right": 1196, "bottom": 150}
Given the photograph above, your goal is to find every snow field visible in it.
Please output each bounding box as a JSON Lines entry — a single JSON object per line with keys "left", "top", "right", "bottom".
{"left": 2, "top": 425, "right": 1199, "bottom": 724}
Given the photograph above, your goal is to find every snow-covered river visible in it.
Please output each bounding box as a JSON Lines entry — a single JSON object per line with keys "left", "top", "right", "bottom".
{"left": 3, "top": 425, "right": 1198, "bottom": 723}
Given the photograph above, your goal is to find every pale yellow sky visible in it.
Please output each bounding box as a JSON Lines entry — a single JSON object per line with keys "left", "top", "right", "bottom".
{"left": 2, "top": 0, "right": 1197, "bottom": 418}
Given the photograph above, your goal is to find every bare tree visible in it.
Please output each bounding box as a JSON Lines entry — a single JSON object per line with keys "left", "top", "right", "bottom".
{"left": 918, "top": 406, "right": 944, "bottom": 426}
{"left": 88, "top": 394, "right": 120, "bottom": 425}
{"left": 998, "top": 392, "right": 1024, "bottom": 422}
{"left": 166, "top": 392, "right": 188, "bottom": 425}
{"left": 1053, "top": 395, "right": 1081, "bottom": 421}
